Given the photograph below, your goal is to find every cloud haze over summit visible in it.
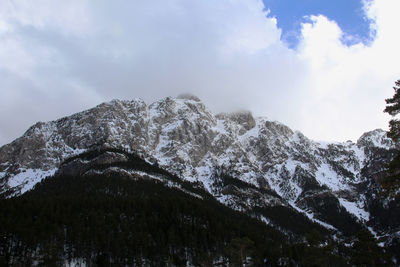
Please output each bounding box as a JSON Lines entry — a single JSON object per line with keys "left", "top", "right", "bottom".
{"left": 0, "top": 0, "right": 399, "bottom": 145}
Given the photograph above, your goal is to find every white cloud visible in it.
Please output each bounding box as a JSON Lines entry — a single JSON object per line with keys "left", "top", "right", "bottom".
{"left": 0, "top": 0, "right": 92, "bottom": 35}
{"left": 0, "top": 0, "right": 399, "bottom": 145}
{"left": 293, "top": 0, "right": 400, "bottom": 141}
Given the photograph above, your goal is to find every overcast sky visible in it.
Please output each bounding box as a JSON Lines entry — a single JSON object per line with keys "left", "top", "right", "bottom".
{"left": 1, "top": 0, "right": 399, "bottom": 146}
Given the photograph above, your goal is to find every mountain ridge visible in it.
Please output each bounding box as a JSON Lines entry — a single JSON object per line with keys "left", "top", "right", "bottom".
{"left": 1, "top": 96, "right": 399, "bottom": 246}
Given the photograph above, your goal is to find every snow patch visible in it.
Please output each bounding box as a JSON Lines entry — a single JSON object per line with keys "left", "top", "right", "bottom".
{"left": 315, "top": 163, "right": 345, "bottom": 191}
{"left": 86, "top": 168, "right": 203, "bottom": 199}
{"left": 8, "top": 168, "right": 57, "bottom": 195}
{"left": 290, "top": 202, "right": 337, "bottom": 230}
{"left": 338, "top": 198, "right": 369, "bottom": 221}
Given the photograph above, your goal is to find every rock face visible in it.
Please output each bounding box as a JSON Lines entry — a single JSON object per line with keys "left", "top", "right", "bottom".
{"left": 0, "top": 96, "right": 399, "bottom": 240}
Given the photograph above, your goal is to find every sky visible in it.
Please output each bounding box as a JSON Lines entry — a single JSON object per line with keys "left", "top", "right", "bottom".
{"left": 262, "top": 0, "right": 373, "bottom": 47}
{"left": 0, "top": 0, "right": 399, "bottom": 146}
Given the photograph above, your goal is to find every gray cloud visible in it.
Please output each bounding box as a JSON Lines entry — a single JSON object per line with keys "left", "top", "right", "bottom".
{"left": 1, "top": 0, "right": 399, "bottom": 145}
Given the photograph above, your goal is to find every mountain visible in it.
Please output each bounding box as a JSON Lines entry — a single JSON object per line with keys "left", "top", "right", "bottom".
{"left": 1, "top": 95, "right": 399, "bottom": 264}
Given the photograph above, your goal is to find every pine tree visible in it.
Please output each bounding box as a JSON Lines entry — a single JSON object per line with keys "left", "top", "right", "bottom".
{"left": 351, "top": 229, "right": 387, "bottom": 266}
{"left": 382, "top": 79, "right": 400, "bottom": 195}
{"left": 226, "top": 237, "right": 255, "bottom": 266}
{"left": 384, "top": 79, "right": 400, "bottom": 142}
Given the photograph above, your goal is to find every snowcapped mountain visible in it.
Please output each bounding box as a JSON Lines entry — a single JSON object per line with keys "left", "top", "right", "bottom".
{"left": 0, "top": 95, "right": 399, "bottom": 241}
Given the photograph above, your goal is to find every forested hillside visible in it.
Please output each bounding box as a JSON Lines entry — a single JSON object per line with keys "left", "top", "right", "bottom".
{"left": 0, "top": 149, "right": 392, "bottom": 266}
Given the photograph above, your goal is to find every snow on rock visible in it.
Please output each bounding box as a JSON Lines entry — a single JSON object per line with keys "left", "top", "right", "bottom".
{"left": 315, "top": 163, "right": 344, "bottom": 191}
{"left": 290, "top": 201, "right": 337, "bottom": 231}
{"left": 7, "top": 168, "right": 57, "bottom": 195}
{"left": 0, "top": 95, "right": 398, "bottom": 234}
{"left": 338, "top": 198, "right": 370, "bottom": 222}
{"left": 357, "top": 129, "right": 394, "bottom": 149}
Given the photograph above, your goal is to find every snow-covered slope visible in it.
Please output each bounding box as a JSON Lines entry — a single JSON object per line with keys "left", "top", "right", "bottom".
{"left": 0, "top": 95, "right": 398, "bottom": 237}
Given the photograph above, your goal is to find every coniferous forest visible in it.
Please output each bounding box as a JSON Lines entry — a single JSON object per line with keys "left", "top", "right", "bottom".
{"left": 0, "top": 175, "right": 346, "bottom": 266}
{"left": 0, "top": 149, "right": 393, "bottom": 266}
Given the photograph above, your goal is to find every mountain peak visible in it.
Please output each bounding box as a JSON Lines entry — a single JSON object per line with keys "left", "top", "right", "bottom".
{"left": 1, "top": 95, "right": 400, "bottom": 261}
{"left": 1, "top": 96, "right": 399, "bottom": 246}
{"left": 176, "top": 93, "right": 201, "bottom": 102}
{"left": 357, "top": 128, "right": 394, "bottom": 148}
